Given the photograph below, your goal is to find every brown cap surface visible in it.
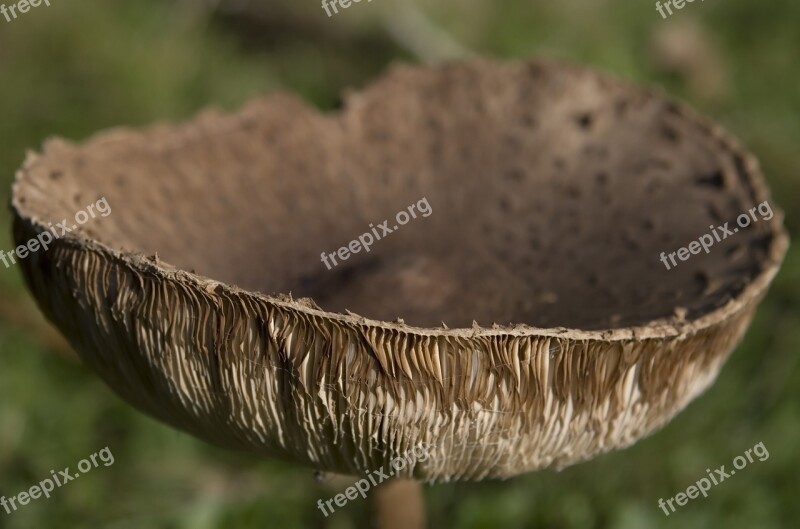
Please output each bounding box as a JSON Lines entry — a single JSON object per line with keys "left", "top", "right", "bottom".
{"left": 11, "top": 58, "right": 788, "bottom": 481}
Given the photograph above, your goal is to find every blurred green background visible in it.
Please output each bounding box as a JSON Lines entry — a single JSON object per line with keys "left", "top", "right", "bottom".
{"left": 0, "top": 0, "right": 798, "bottom": 528}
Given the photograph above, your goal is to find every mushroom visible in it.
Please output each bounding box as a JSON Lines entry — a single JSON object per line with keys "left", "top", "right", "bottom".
{"left": 10, "top": 58, "right": 788, "bottom": 527}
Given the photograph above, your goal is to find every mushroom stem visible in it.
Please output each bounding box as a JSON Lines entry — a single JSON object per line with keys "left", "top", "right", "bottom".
{"left": 370, "top": 479, "right": 426, "bottom": 529}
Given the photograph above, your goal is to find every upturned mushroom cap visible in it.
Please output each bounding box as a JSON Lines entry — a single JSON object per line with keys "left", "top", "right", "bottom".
{"left": 11, "top": 58, "right": 788, "bottom": 482}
